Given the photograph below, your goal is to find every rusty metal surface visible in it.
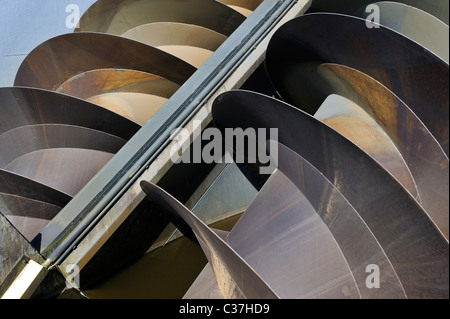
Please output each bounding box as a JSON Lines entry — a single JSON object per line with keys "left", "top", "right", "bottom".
{"left": 265, "top": 61, "right": 449, "bottom": 238}
{"left": 266, "top": 13, "right": 449, "bottom": 156}
{"left": 76, "top": 0, "right": 246, "bottom": 37}
{"left": 0, "top": 87, "right": 141, "bottom": 140}
{"left": 14, "top": 32, "right": 196, "bottom": 91}
{"left": 54, "top": 68, "right": 181, "bottom": 124}
{"left": 355, "top": 1, "right": 449, "bottom": 63}
{"left": 316, "top": 94, "right": 419, "bottom": 199}
{"left": 56, "top": 69, "right": 180, "bottom": 100}
{"left": 308, "top": 0, "right": 449, "bottom": 25}
{"left": 211, "top": 90, "right": 449, "bottom": 298}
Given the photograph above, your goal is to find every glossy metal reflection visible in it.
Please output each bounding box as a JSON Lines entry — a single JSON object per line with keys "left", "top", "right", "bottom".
{"left": 212, "top": 90, "right": 449, "bottom": 298}
{"left": 56, "top": 69, "right": 180, "bottom": 100}
{"left": 265, "top": 62, "right": 449, "bottom": 237}
{"left": 76, "top": 0, "right": 246, "bottom": 37}
{"left": 121, "top": 22, "right": 227, "bottom": 68}
{"left": 14, "top": 32, "right": 196, "bottom": 91}
{"left": 266, "top": 13, "right": 449, "bottom": 155}
{"left": 55, "top": 69, "right": 181, "bottom": 124}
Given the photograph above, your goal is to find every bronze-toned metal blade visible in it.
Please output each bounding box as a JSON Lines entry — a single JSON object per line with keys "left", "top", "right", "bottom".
{"left": 264, "top": 61, "right": 449, "bottom": 237}
{"left": 54, "top": 68, "right": 181, "bottom": 124}
{"left": 76, "top": 0, "right": 246, "bottom": 37}
{"left": 266, "top": 13, "right": 449, "bottom": 155}
{"left": 14, "top": 32, "right": 196, "bottom": 91}
{"left": 55, "top": 69, "right": 180, "bottom": 100}
{"left": 121, "top": 22, "right": 228, "bottom": 68}
{"left": 308, "top": 0, "right": 449, "bottom": 25}
{"left": 86, "top": 92, "right": 168, "bottom": 125}
{"left": 5, "top": 148, "right": 114, "bottom": 197}
{"left": 0, "top": 124, "right": 127, "bottom": 168}
{"left": 212, "top": 90, "right": 449, "bottom": 298}
{"left": 0, "top": 87, "right": 140, "bottom": 140}
{"left": 141, "top": 180, "right": 279, "bottom": 299}
{"left": 315, "top": 94, "right": 419, "bottom": 199}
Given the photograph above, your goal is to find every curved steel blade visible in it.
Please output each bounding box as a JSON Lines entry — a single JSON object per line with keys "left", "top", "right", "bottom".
{"left": 0, "top": 169, "right": 71, "bottom": 207}
{"left": 355, "top": 1, "right": 449, "bottom": 63}
{"left": 86, "top": 92, "right": 168, "bottom": 125}
{"left": 211, "top": 90, "right": 449, "bottom": 298}
{"left": 265, "top": 61, "right": 449, "bottom": 236}
{"left": 266, "top": 13, "right": 449, "bottom": 155}
{"left": 121, "top": 22, "right": 228, "bottom": 68}
{"left": 5, "top": 148, "right": 114, "bottom": 197}
{"left": 0, "top": 124, "right": 127, "bottom": 168}
{"left": 76, "top": 0, "right": 246, "bottom": 37}
{"left": 14, "top": 32, "right": 197, "bottom": 90}
{"left": 0, "top": 87, "right": 140, "bottom": 140}
{"left": 1, "top": 169, "right": 72, "bottom": 241}
{"left": 308, "top": 0, "right": 449, "bottom": 25}
{"left": 226, "top": 140, "right": 406, "bottom": 298}
{"left": 141, "top": 180, "right": 279, "bottom": 299}
{"left": 55, "top": 69, "right": 180, "bottom": 100}
{"left": 316, "top": 94, "right": 419, "bottom": 199}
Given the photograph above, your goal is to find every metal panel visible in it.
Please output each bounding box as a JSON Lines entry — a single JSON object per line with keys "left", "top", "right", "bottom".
{"left": 265, "top": 61, "right": 449, "bottom": 236}
{"left": 0, "top": 124, "right": 126, "bottom": 168}
{"left": 14, "top": 32, "right": 196, "bottom": 90}
{"left": 40, "top": 0, "right": 308, "bottom": 264}
{"left": 5, "top": 148, "right": 114, "bottom": 197}
{"left": 55, "top": 69, "right": 180, "bottom": 100}
{"left": 266, "top": 13, "right": 449, "bottom": 155}
{"left": 0, "top": 87, "right": 141, "bottom": 140}
{"left": 211, "top": 90, "right": 449, "bottom": 298}
{"left": 76, "top": 0, "right": 246, "bottom": 37}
